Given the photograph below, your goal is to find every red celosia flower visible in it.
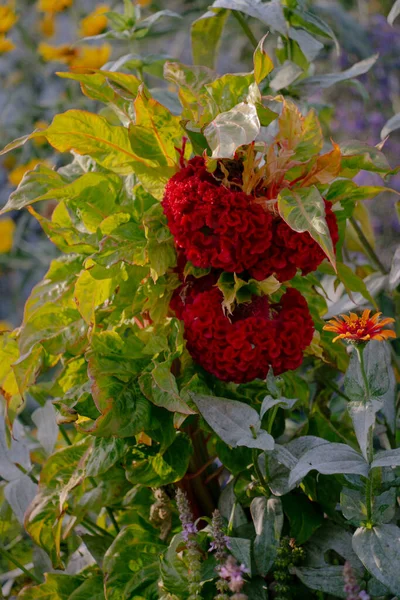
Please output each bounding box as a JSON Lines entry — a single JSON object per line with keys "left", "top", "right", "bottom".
{"left": 249, "top": 204, "right": 339, "bottom": 282}
{"left": 163, "top": 157, "right": 338, "bottom": 282}
{"left": 323, "top": 309, "right": 396, "bottom": 344}
{"left": 163, "top": 157, "right": 274, "bottom": 274}
{"left": 173, "top": 282, "right": 314, "bottom": 383}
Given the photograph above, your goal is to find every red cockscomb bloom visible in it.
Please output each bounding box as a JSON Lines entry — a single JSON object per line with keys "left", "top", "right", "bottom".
{"left": 323, "top": 310, "right": 396, "bottom": 344}
{"left": 173, "top": 283, "right": 314, "bottom": 383}
{"left": 163, "top": 157, "right": 338, "bottom": 282}
{"left": 249, "top": 204, "right": 339, "bottom": 282}
{"left": 162, "top": 156, "right": 274, "bottom": 274}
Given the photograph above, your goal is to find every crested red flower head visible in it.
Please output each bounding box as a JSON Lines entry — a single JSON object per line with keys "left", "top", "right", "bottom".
{"left": 323, "top": 310, "right": 396, "bottom": 344}
{"left": 163, "top": 156, "right": 338, "bottom": 282}
{"left": 172, "top": 281, "right": 314, "bottom": 383}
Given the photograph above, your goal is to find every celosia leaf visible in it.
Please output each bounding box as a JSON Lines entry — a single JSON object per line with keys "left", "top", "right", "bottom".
{"left": 191, "top": 8, "right": 229, "bottom": 70}
{"left": 276, "top": 100, "right": 323, "bottom": 160}
{"left": 164, "top": 61, "right": 214, "bottom": 125}
{"left": 17, "top": 574, "right": 86, "bottom": 600}
{"left": 205, "top": 72, "right": 256, "bottom": 114}
{"left": 253, "top": 34, "right": 274, "bottom": 84}
{"left": 204, "top": 102, "right": 260, "bottom": 159}
{"left": 340, "top": 140, "right": 399, "bottom": 178}
{"left": 74, "top": 263, "right": 124, "bottom": 326}
{"left": 278, "top": 186, "right": 336, "bottom": 270}
{"left": 0, "top": 164, "right": 65, "bottom": 214}
{"left": 103, "top": 525, "right": 166, "bottom": 600}
{"left": 352, "top": 525, "right": 400, "bottom": 595}
{"left": 58, "top": 69, "right": 141, "bottom": 99}
{"left": 218, "top": 272, "right": 280, "bottom": 314}
{"left": 302, "top": 141, "right": 341, "bottom": 185}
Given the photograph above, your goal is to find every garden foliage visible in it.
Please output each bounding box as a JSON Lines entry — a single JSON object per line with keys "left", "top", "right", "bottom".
{"left": 0, "top": 1, "right": 399, "bottom": 599}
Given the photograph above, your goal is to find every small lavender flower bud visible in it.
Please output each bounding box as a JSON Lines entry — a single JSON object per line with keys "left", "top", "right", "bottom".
{"left": 175, "top": 489, "right": 202, "bottom": 599}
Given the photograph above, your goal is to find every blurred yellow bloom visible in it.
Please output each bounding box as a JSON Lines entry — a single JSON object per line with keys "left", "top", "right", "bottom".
{"left": 136, "top": 0, "right": 152, "bottom": 5}
{"left": 2, "top": 155, "right": 16, "bottom": 171}
{"left": 33, "top": 120, "right": 49, "bottom": 147}
{"left": 0, "top": 218, "right": 15, "bottom": 253}
{"left": 79, "top": 4, "right": 109, "bottom": 37}
{"left": 0, "top": 34, "right": 14, "bottom": 54}
{"left": 39, "top": 12, "right": 55, "bottom": 37}
{"left": 38, "top": 42, "right": 77, "bottom": 64}
{"left": 38, "top": 0, "right": 72, "bottom": 13}
{"left": 0, "top": 5, "right": 18, "bottom": 34}
{"left": 69, "top": 43, "right": 111, "bottom": 72}
{"left": 0, "top": 320, "right": 13, "bottom": 332}
{"left": 8, "top": 159, "right": 49, "bottom": 187}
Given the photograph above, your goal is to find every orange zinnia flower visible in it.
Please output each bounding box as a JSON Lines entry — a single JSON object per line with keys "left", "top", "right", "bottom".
{"left": 323, "top": 310, "right": 395, "bottom": 344}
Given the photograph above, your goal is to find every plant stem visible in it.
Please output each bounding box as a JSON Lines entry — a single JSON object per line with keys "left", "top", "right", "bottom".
{"left": 106, "top": 507, "right": 120, "bottom": 534}
{"left": 349, "top": 216, "right": 388, "bottom": 274}
{"left": 81, "top": 517, "right": 114, "bottom": 538}
{"left": 59, "top": 426, "right": 72, "bottom": 446}
{"left": 232, "top": 10, "right": 258, "bottom": 49}
{"left": 252, "top": 449, "right": 269, "bottom": 495}
{"left": 267, "top": 405, "right": 279, "bottom": 434}
{"left": 0, "top": 547, "right": 41, "bottom": 584}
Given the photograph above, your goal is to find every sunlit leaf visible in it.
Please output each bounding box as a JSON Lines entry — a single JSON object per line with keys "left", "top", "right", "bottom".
{"left": 191, "top": 9, "right": 229, "bottom": 69}
{"left": 204, "top": 102, "right": 260, "bottom": 159}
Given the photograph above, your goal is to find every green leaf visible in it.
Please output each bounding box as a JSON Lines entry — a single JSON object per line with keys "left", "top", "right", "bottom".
{"left": 288, "top": 27, "right": 324, "bottom": 62}
{"left": 74, "top": 264, "right": 124, "bottom": 326}
{"left": 192, "top": 394, "right": 274, "bottom": 451}
{"left": 0, "top": 334, "right": 23, "bottom": 426}
{"left": 217, "top": 272, "right": 280, "bottom": 314}
{"left": 204, "top": 102, "right": 260, "bottom": 159}
{"left": 205, "top": 72, "right": 255, "bottom": 114}
{"left": 103, "top": 524, "right": 165, "bottom": 600}
{"left": 288, "top": 442, "right": 369, "bottom": 487}
{"left": 251, "top": 496, "right": 283, "bottom": 576}
{"left": 191, "top": 9, "right": 229, "bottom": 69}
{"left": 159, "top": 533, "right": 188, "bottom": 595}
{"left": 140, "top": 363, "right": 195, "bottom": 415}
{"left": 381, "top": 111, "right": 400, "bottom": 139}
{"left": 278, "top": 186, "right": 336, "bottom": 270}
{"left": 0, "top": 165, "right": 66, "bottom": 214}
{"left": 86, "top": 437, "right": 130, "bottom": 477}
{"left": 68, "top": 574, "right": 106, "bottom": 600}
{"left": 227, "top": 537, "right": 252, "bottom": 574}
{"left": 253, "top": 34, "right": 274, "bottom": 84}
{"left": 43, "top": 110, "right": 144, "bottom": 175}
{"left": 296, "top": 54, "right": 378, "bottom": 90}
{"left": 319, "top": 262, "right": 375, "bottom": 307}
{"left": 353, "top": 525, "right": 400, "bottom": 594}
{"left": 340, "top": 140, "right": 398, "bottom": 177}
{"left": 17, "top": 573, "right": 85, "bottom": 599}
{"left": 269, "top": 60, "right": 303, "bottom": 91}
{"left": 211, "top": 0, "right": 288, "bottom": 35}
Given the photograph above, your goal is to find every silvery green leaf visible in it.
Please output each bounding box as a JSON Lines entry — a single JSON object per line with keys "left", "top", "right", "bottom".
{"left": 381, "top": 112, "right": 400, "bottom": 139}
{"left": 324, "top": 272, "right": 388, "bottom": 318}
{"left": 296, "top": 54, "right": 378, "bottom": 90}
{"left": 227, "top": 537, "right": 252, "bottom": 575}
{"left": 353, "top": 525, "right": 400, "bottom": 594}
{"left": 32, "top": 401, "right": 58, "bottom": 455}
{"left": 204, "top": 102, "right": 260, "bottom": 159}
{"left": 344, "top": 341, "right": 391, "bottom": 402}
{"left": 288, "top": 443, "right": 369, "bottom": 487}
{"left": 372, "top": 489, "right": 396, "bottom": 524}
{"left": 306, "top": 522, "right": 362, "bottom": 567}
{"left": 293, "top": 566, "right": 347, "bottom": 598}
{"left": 211, "top": 0, "right": 287, "bottom": 35}
{"left": 340, "top": 487, "right": 366, "bottom": 525}
{"left": 260, "top": 395, "right": 297, "bottom": 419}
{"left": 4, "top": 475, "right": 38, "bottom": 524}
{"left": 389, "top": 246, "right": 400, "bottom": 290}
{"left": 269, "top": 61, "right": 303, "bottom": 91}
{"left": 347, "top": 400, "right": 382, "bottom": 462}
{"left": 192, "top": 394, "right": 274, "bottom": 451}
{"left": 0, "top": 415, "right": 31, "bottom": 482}
{"left": 288, "top": 27, "right": 324, "bottom": 62}
{"left": 251, "top": 497, "right": 283, "bottom": 576}
{"left": 388, "top": 0, "right": 400, "bottom": 25}
{"left": 218, "top": 481, "right": 247, "bottom": 529}
{"left": 372, "top": 448, "right": 400, "bottom": 469}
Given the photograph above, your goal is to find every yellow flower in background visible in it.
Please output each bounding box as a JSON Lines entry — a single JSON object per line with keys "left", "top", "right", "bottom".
{"left": 0, "top": 320, "right": 13, "bottom": 332}
{"left": 79, "top": 4, "right": 109, "bottom": 37}
{"left": 38, "top": 0, "right": 72, "bottom": 13}
{"left": 69, "top": 43, "right": 111, "bottom": 72}
{"left": 0, "top": 5, "right": 18, "bottom": 34}
{"left": 0, "top": 34, "right": 14, "bottom": 54}
{"left": 39, "top": 12, "right": 55, "bottom": 37}
{"left": 32, "top": 120, "right": 49, "bottom": 147}
{"left": 8, "top": 158, "right": 49, "bottom": 187}
{"left": 0, "top": 218, "right": 15, "bottom": 253}
{"left": 38, "top": 42, "right": 77, "bottom": 64}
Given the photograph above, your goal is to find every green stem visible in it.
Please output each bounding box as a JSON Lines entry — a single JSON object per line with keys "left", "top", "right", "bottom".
{"left": 59, "top": 426, "right": 72, "bottom": 446}
{"left": 0, "top": 547, "right": 41, "bottom": 584}
{"left": 232, "top": 10, "right": 258, "bottom": 49}
{"left": 267, "top": 405, "right": 279, "bottom": 434}
{"left": 365, "top": 476, "right": 373, "bottom": 524}
{"left": 16, "top": 463, "right": 38, "bottom": 484}
{"left": 106, "top": 507, "right": 120, "bottom": 534}
{"left": 81, "top": 517, "right": 114, "bottom": 538}
{"left": 252, "top": 449, "right": 269, "bottom": 495}
{"left": 349, "top": 216, "right": 388, "bottom": 274}
{"left": 356, "top": 345, "right": 374, "bottom": 523}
